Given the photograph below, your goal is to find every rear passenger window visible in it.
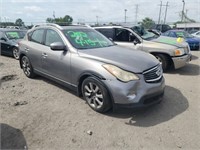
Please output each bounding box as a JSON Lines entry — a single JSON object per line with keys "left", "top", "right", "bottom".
{"left": 45, "top": 29, "right": 63, "bottom": 46}
{"left": 30, "top": 29, "right": 44, "bottom": 44}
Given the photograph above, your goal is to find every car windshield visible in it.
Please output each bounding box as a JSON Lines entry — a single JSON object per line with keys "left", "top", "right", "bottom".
{"left": 176, "top": 31, "right": 193, "bottom": 38}
{"left": 130, "top": 27, "right": 159, "bottom": 40}
{"left": 5, "top": 31, "right": 26, "bottom": 40}
{"left": 141, "top": 30, "right": 159, "bottom": 40}
{"left": 63, "top": 28, "right": 114, "bottom": 49}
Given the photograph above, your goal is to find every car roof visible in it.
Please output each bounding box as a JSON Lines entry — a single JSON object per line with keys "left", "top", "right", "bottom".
{"left": 0, "top": 28, "right": 24, "bottom": 32}
{"left": 94, "top": 26, "right": 124, "bottom": 29}
{"left": 31, "top": 23, "right": 92, "bottom": 31}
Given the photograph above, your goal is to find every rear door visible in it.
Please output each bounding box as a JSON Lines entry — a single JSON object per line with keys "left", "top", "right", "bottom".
{"left": 25, "top": 29, "right": 46, "bottom": 71}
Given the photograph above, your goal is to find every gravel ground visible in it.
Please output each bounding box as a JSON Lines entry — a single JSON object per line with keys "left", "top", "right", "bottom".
{"left": 0, "top": 51, "right": 200, "bottom": 150}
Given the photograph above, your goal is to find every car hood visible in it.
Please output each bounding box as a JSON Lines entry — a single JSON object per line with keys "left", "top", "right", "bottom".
{"left": 8, "top": 39, "right": 22, "bottom": 46}
{"left": 78, "top": 46, "right": 159, "bottom": 73}
{"left": 185, "top": 37, "right": 200, "bottom": 43}
{"left": 151, "top": 36, "right": 188, "bottom": 48}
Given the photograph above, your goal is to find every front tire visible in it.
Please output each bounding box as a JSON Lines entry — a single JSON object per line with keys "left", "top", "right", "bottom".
{"left": 21, "top": 56, "right": 35, "bottom": 78}
{"left": 154, "top": 54, "right": 169, "bottom": 71}
{"left": 82, "top": 77, "right": 111, "bottom": 113}
{"left": 13, "top": 47, "right": 19, "bottom": 60}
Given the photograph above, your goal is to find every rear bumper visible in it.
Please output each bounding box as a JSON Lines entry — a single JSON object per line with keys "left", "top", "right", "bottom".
{"left": 172, "top": 53, "right": 192, "bottom": 69}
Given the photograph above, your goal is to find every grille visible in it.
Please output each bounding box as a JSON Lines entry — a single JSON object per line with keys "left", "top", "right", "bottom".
{"left": 143, "top": 64, "right": 163, "bottom": 83}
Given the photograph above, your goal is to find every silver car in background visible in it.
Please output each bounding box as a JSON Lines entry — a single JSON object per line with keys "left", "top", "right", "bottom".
{"left": 95, "top": 26, "right": 191, "bottom": 71}
{"left": 19, "top": 24, "right": 165, "bottom": 113}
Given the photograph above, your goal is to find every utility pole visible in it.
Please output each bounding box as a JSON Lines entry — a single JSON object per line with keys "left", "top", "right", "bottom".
{"left": 124, "top": 9, "right": 127, "bottom": 23}
{"left": 181, "top": 0, "right": 185, "bottom": 22}
{"left": 163, "top": 1, "right": 169, "bottom": 24}
{"left": 96, "top": 16, "right": 99, "bottom": 25}
{"left": 135, "top": 4, "right": 138, "bottom": 24}
{"left": 158, "top": 1, "right": 162, "bottom": 24}
{"left": 53, "top": 11, "right": 55, "bottom": 19}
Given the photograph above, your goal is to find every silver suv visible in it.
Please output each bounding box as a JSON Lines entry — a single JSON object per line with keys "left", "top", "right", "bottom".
{"left": 19, "top": 23, "right": 165, "bottom": 113}
{"left": 95, "top": 26, "right": 191, "bottom": 71}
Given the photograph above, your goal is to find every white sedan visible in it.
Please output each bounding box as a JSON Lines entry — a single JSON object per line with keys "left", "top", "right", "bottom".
{"left": 192, "top": 31, "right": 200, "bottom": 38}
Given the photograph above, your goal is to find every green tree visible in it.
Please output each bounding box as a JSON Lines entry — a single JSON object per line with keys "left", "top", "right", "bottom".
{"left": 46, "top": 15, "right": 73, "bottom": 25}
{"left": 46, "top": 18, "right": 54, "bottom": 23}
{"left": 139, "top": 17, "right": 155, "bottom": 29}
{"left": 15, "top": 18, "right": 24, "bottom": 26}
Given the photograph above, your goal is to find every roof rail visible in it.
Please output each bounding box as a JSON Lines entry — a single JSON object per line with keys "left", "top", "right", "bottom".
{"left": 31, "top": 23, "right": 63, "bottom": 30}
{"left": 31, "top": 23, "right": 91, "bottom": 30}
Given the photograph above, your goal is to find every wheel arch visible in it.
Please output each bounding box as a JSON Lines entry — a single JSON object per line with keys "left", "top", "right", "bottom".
{"left": 150, "top": 52, "right": 174, "bottom": 69}
{"left": 77, "top": 71, "right": 114, "bottom": 106}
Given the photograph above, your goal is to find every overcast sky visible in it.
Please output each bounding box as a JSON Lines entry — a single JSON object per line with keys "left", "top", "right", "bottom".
{"left": 0, "top": 0, "right": 200, "bottom": 25}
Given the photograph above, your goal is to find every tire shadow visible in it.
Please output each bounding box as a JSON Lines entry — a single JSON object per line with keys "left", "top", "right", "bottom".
{"left": 0, "top": 123, "right": 28, "bottom": 149}
{"left": 167, "top": 63, "right": 200, "bottom": 76}
{"left": 106, "top": 86, "right": 189, "bottom": 127}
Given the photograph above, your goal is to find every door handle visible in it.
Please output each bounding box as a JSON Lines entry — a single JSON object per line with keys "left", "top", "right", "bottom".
{"left": 24, "top": 47, "right": 29, "bottom": 52}
{"left": 42, "top": 53, "right": 48, "bottom": 58}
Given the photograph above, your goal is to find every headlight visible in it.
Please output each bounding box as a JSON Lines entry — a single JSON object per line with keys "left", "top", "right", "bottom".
{"left": 102, "top": 64, "right": 139, "bottom": 82}
{"left": 174, "top": 48, "right": 184, "bottom": 56}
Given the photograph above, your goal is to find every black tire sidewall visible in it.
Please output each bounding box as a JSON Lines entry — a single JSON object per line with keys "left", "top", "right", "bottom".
{"left": 82, "top": 77, "right": 111, "bottom": 113}
{"left": 155, "top": 54, "right": 168, "bottom": 71}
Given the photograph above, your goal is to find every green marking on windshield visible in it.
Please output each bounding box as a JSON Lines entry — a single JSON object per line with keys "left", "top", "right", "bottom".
{"left": 176, "top": 32, "right": 184, "bottom": 38}
{"left": 6, "top": 32, "right": 19, "bottom": 39}
{"left": 67, "top": 31, "right": 108, "bottom": 47}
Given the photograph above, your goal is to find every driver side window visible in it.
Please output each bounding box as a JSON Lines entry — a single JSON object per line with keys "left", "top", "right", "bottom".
{"left": 45, "top": 29, "right": 63, "bottom": 46}
{"left": 115, "top": 28, "right": 136, "bottom": 42}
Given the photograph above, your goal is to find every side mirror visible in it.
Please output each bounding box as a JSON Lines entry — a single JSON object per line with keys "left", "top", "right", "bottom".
{"left": 109, "top": 38, "right": 113, "bottom": 41}
{"left": 0, "top": 37, "right": 7, "bottom": 41}
{"left": 133, "top": 39, "right": 138, "bottom": 45}
{"left": 50, "top": 42, "right": 66, "bottom": 51}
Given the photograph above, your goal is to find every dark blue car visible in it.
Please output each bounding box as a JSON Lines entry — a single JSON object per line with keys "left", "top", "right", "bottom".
{"left": 162, "top": 30, "right": 200, "bottom": 50}
{"left": 0, "top": 28, "right": 27, "bottom": 59}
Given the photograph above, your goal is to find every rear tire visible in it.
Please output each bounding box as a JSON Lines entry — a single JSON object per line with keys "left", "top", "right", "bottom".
{"left": 21, "top": 56, "right": 35, "bottom": 78}
{"left": 154, "top": 54, "right": 169, "bottom": 71}
{"left": 82, "top": 77, "right": 112, "bottom": 113}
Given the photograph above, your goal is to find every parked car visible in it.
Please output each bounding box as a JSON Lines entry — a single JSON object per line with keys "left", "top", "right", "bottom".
{"left": 0, "top": 28, "right": 26, "bottom": 59}
{"left": 162, "top": 30, "right": 200, "bottom": 50}
{"left": 191, "top": 31, "right": 200, "bottom": 38}
{"left": 150, "top": 24, "right": 172, "bottom": 33}
{"left": 19, "top": 23, "right": 165, "bottom": 113}
{"left": 94, "top": 26, "right": 191, "bottom": 71}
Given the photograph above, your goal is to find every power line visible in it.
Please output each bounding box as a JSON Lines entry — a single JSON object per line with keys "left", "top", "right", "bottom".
{"left": 135, "top": 4, "right": 139, "bottom": 24}
{"left": 158, "top": 1, "right": 162, "bottom": 24}
{"left": 158, "top": 1, "right": 169, "bottom": 24}
{"left": 164, "top": 2, "right": 169, "bottom": 24}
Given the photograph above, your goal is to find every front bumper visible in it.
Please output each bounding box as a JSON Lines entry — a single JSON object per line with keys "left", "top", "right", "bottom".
{"left": 172, "top": 53, "right": 192, "bottom": 69}
{"left": 103, "top": 75, "right": 165, "bottom": 108}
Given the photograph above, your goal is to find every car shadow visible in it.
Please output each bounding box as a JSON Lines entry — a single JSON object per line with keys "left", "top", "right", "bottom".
{"left": 33, "top": 76, "right": 77, "bottom": 95}
{"left": 166, "top": 63, "right": 200, "bottom": 76}
{"left": 1, "top": 123, "right": 28, "bottom": 149}
{"left": 191, "top": 54, "right": 199, "bottom": 60}
{"left": 106, "top": 85, "right": 189, "bottom": 127}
